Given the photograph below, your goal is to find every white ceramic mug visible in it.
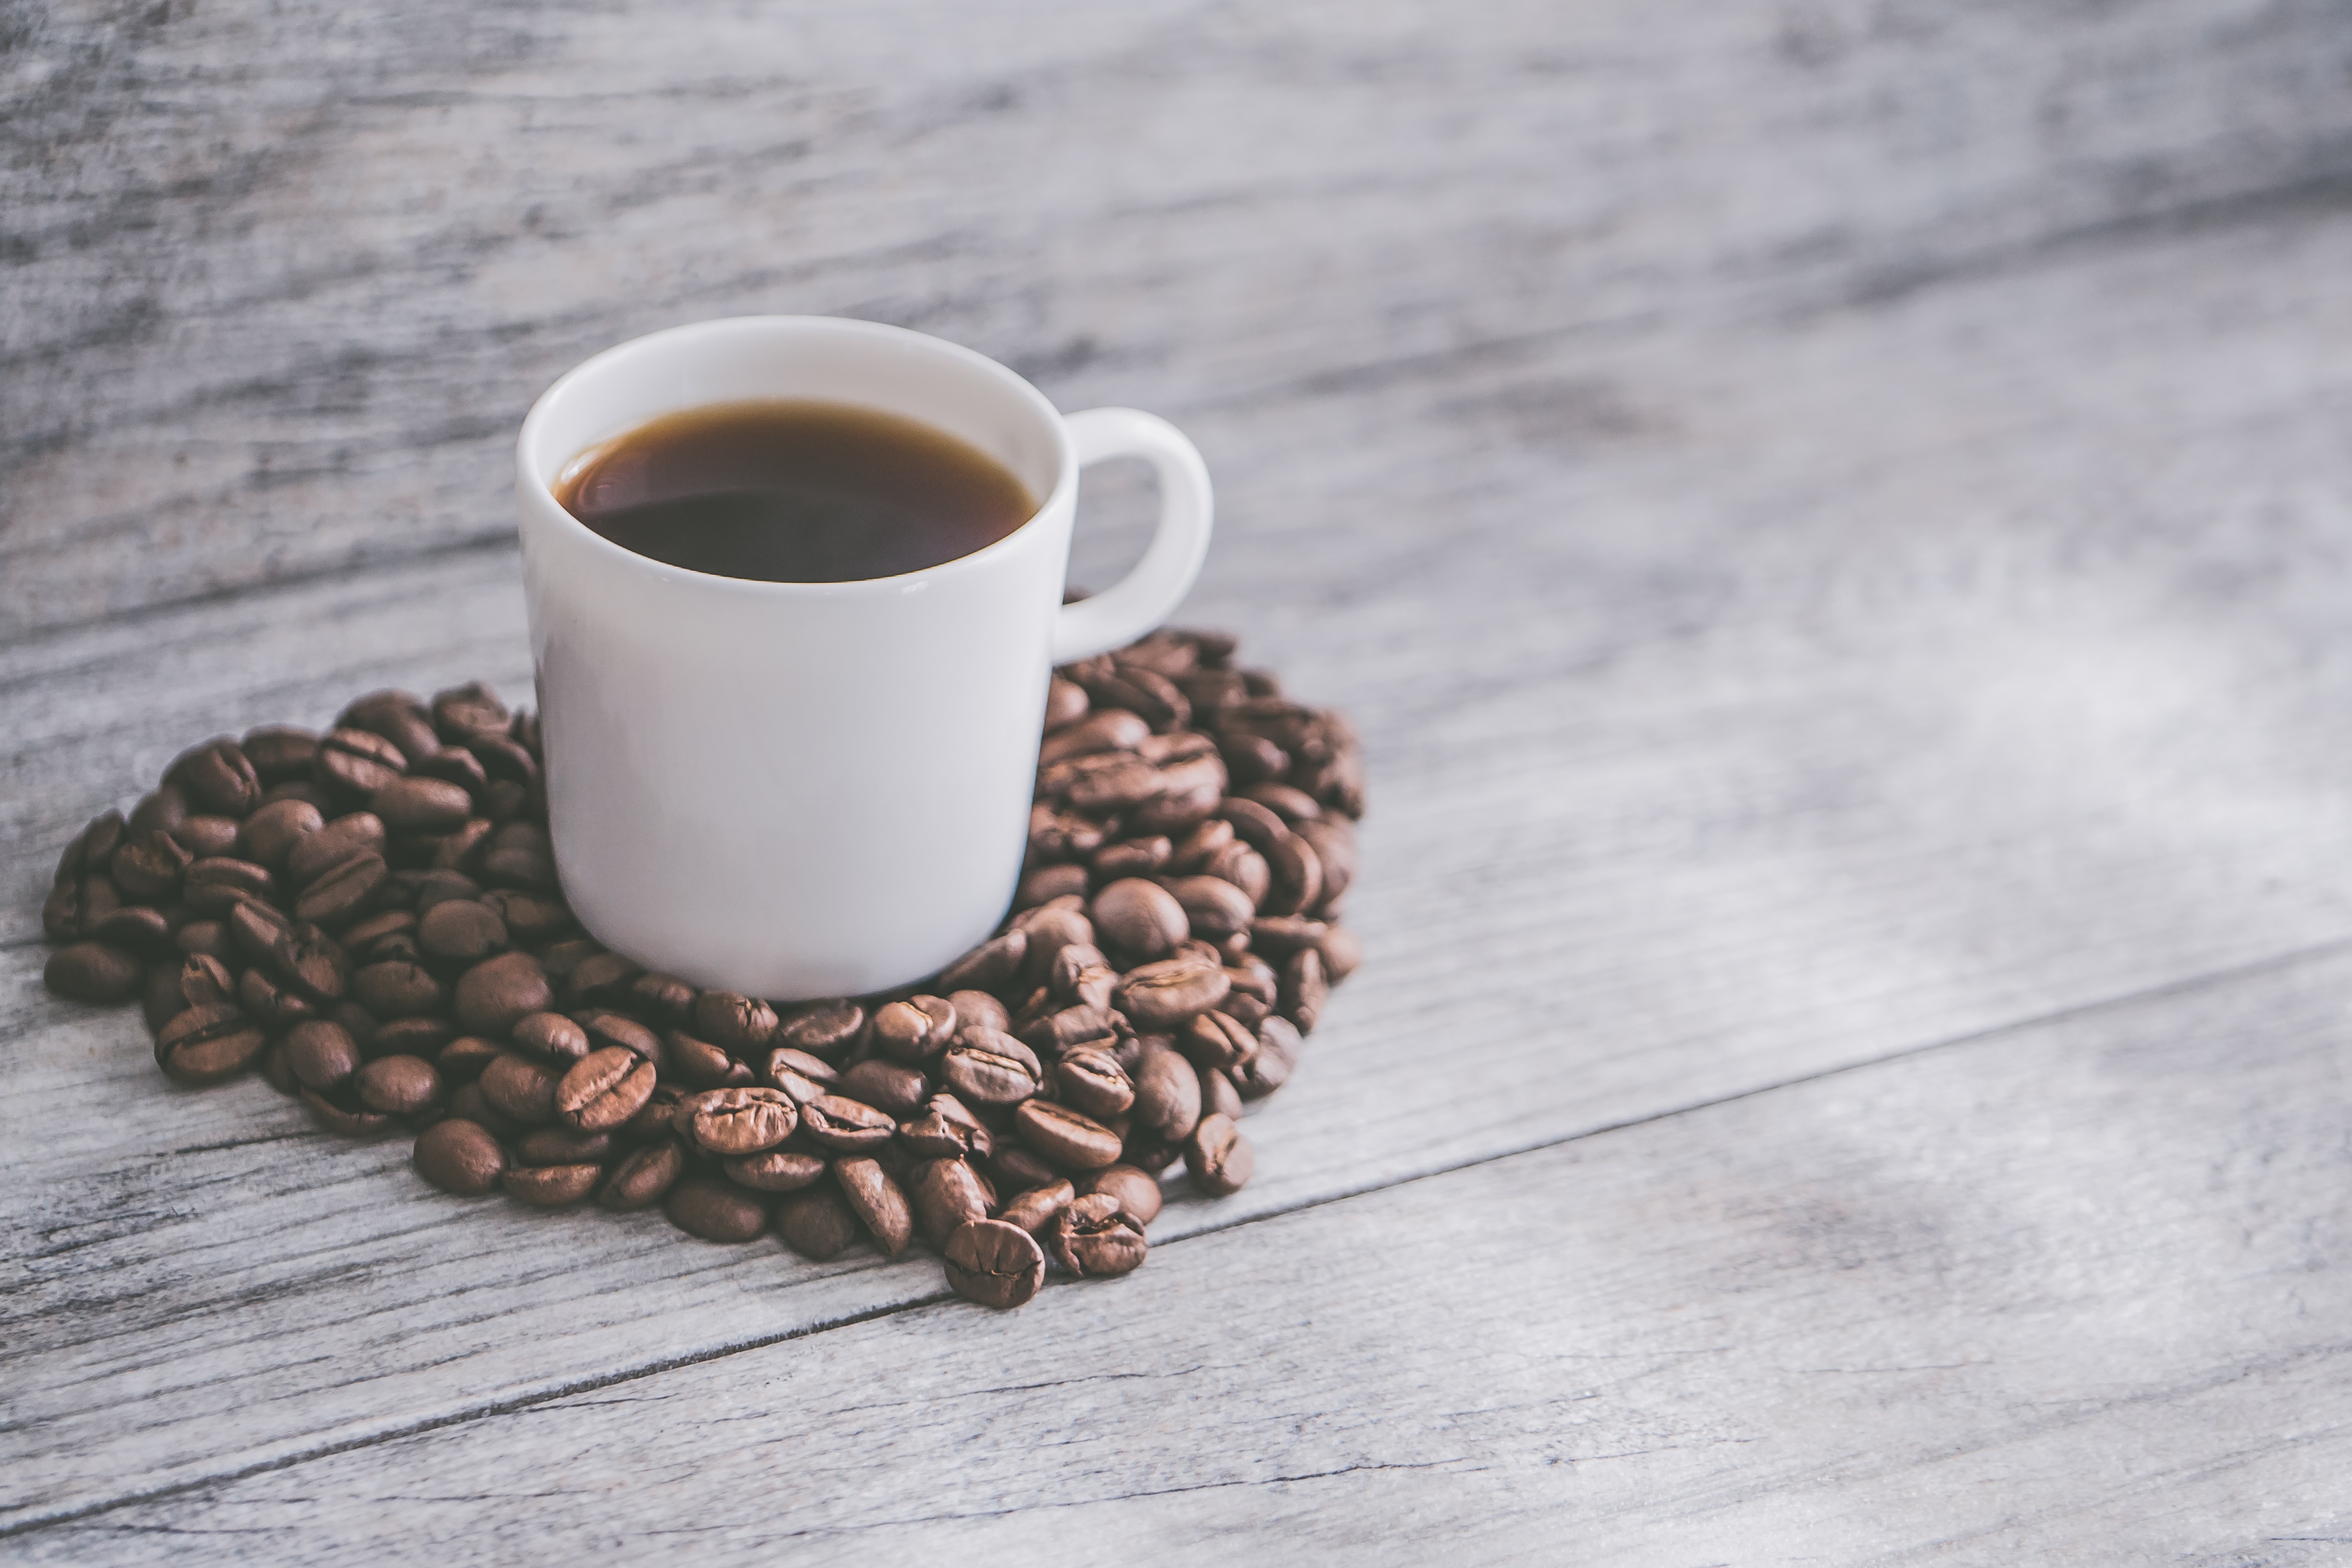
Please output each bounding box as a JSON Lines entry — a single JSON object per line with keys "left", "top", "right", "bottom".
{"left": 515, "top": 315, "right": 1212, "bottom": 998}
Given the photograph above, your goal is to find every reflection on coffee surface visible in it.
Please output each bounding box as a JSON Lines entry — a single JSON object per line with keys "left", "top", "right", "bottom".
{"left": 556, "top": 398, "right": 1035, "bottom": 583}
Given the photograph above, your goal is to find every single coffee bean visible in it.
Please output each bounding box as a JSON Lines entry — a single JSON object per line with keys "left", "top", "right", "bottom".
{"left": 1117, "top": 954, "right": 1230, "bottom": 1031}
{"left": 339, "top": 689, "right": 438, "bottom": 762}
{"left": 682, "top": 1086, "right": 799, "bottom": 1156}
{"left": 563, "top": 950, "right": 643, "bottom": 1008}
{"left": 995, "top": 1178, "right": 1076, "bottom": 1235}
{"left": 232, "top": 798, "right": 323, "bottom": 874}
{"left": 1185, "top": 1112, "right": 1254, "bottom": 1196}
{"left": 1318, "top": 923, "right": 1362, "bottom": 982}
{"left": 576, "top": 1008, "right": 663, "bottom": 1062}
{"left": 1015, "top": 1099, "right": 1125, "bottom": 1171}
{"left": 86, "top": 904, "right": 173, "bottom": 958}
{"left": 942, "top": 1218, "right": 1046, "bottom": 1309}
{"left": 627, "top": 971, "right": 699, "bottom": 1025}
{"left": 468, "top": 728, "right": 540, "bottom": 785}
{"left": 1047, "top": 1192, "right": 1148, "bottom": 1278}
{"left": 1246, "top": 915, "right": 1325, "bottom": 960}
{"left": 373, "top": 1016, "right": 454, "bottom": 1061}
{"left": 438, "top": 1034, "right": 503, "bottom": 1082}
{"left": 510, "top": 1010, "right": 589, "bottom": 1063}
{"left": 670, "top": 1171, "right": 776, "bottom": 1233}
{"left": 1234, "top": 1016, "right": 1303, "bottom": 1100}
{"left": 909, "top": 1157, "right": 996, "bottom": 1248}
{"left": 1043, "top": 675, "right": 1089, "bottom": 730}
{"left": 898, "top": 1092, "right": 994, "bottom": 1161}
{"left": 556, "top": 1047, "right": 659, "bottom": 1132}
{"left": 1048, "top": 750, "right": 1164, "bottom": 814}
{"left": 241, "top": 724, "right": 321, "bottom": 782}
{"left": 447, "top": 1080, "right": 518, "bottom": 1138}
{"left": 175, "top": 919, "right": 233, "bottom": 961}
{"left": 109, "top": 830, "right": 193, "bottom": 903}
{"left": 1016, "top": 862, "right": 1092, "bottom": 909}
{"left": 693, "top": 990, "right": 779, "bottom": 1054}
{"left": 938, "top": 929, "right": 1026, "bottom": 992}
{"left": 479, "top": 1049, "right": 562, "bottom": 1125}
{"left": 1217, "top": 795, "right": 1287, "bottom": 853}
{"left": 517, "top": 1125, "right": 615, "bottom": 1166}
{"left": 1090, "top": 878, "right": 1187, "bottom": 960}
{"left": 236, "top": 965, "right": 314, "bottom": 1030}
{"left": 412, "top": 745, "right": 491, "bottom": 798}
{"left": 947, "top": 990, "right": 1012, "bottom": 1035}
{"left": 1180, "top": 1009, "right": 1257, "bottom": 1072}
{"left": 454, "top": 950, "right": 553, "bottom": 1036}
{"left": 1011, "top": 897, "right": 1094, "bottom": 978}
{"left": 666, "top": 1028, "right": 751, "bottom": 1089}
{"left": 155, "top": 1003, "right": 266, "bottom": 1085}
{"left": 938, "top": 1030, "right": 1044, "bottom": 1107}
{"left": 173, "top": 814, "right": 241, "bottom": 859}
{"left": 284, "top": 813, "right": 387, "bottom": 887}
{"left": 600, "top": 1139, "right": 685, "bottom": 1211}
{"left": 1205, "top": 840, "right": 1271, "bottom": 904}
{"left": 1168, "top": 816, "right": 1235, "bottom": 874}
{"left": 176, "top": 740, "right": 263, "bottom": 817}
{"left": 834, "top": 1157, "right": 914, "bottom": 1258}
{"left": 432, "top": 680, "right": 511, "bottom": 743}
{"left": 355, "top": 1054, "right": 445, "bottom": 1116}
{"left": 352, "top": 959, "right": 446, "bottom": 1019}
{"left": 723, "top": 1148, "right": 828, "bottom": 1192}
{"left": 1131, "top": 1044, "right": 1204, "bottom": 1143}
{"left": 416, "top": 899, "right": 508, "bottom": 966}
{"left": 303, "top": 1087, "right": 394, "bottom": 1138}
{"left": 776, "top": 998, "right": 866, "bottom": 1060}
{"left": 1027, "top": 805, "right": 1102, "bottom": 863}
{"left": 1295, "top": 817, "right": 1355, "bottom": 906}
{"left": 344, "top": 906, "right": 418, "bottom": 960}
{"left": 45, "top": 940, "right": 144, "bottom": 1004}
{"left": 1038, "top": 707, "right": 1150, "bottom": 767}
{"left": 1083, "top": 1163, "right": 1164, "bottom": 1226}
{"left": 1091, "top": 835, "right": 1172, "bottom": 885}
{"left": 1280, "top": 946, "right": 1328, "bottom": 1033}
{"left": 777, "top": 1186, "right": 861, "bottom": 1261}
{"left": 1057, "top": 1049, "right": 1135, "bottom": 1118}
{"left": 292, "top": 851, "right": 387, "bottom": 928}
{"left": 837, "top": 1058, "right": 929, "bottom": 1118}
{"left": 1259, "top": 830, "right": 1324, "bottom": 918}
{"left": 988, "top": 1143, "right": 1063, "bottom": 1194}
{"left": 870, "top": 995, "right": 957, "bottom": 1062}
{"left": 315, "top": 726, "right": 409, "bottom": 798}
{"left": 797, "top": 1093, "right": 897, "bottom": 1152}
{"left": 617, "top": 1083, "right": 682, "bottom": 1144}
{"left": 1197, "top": 1057, "right": 1242, "bottom": 1122}
{"left": 414, "top": 1117, "right": 506, "bottom": 1196}
{"left": 1047, "top": 948, "right": 1119, "bottom": 1013}
{"left": 282, "top": 1018, "right": 362, "bottom": 1092}
{"left": 1019, "top": 1002, "right": 1120, "bottom": 1058}
{"left": 482, "top": 889, "right": 571, "bottom": 945}
{"left": 480, "top": 839, "right": 558, "bottom": 892}
{"left": 504, "top": 1162, "right": 601, "bottom": 1207}
{"left": 1164, "top": 874, "right": 1256, "bottom": 939}
{"left": 761, "top": 1045, "right": 840, "bottom": 1105}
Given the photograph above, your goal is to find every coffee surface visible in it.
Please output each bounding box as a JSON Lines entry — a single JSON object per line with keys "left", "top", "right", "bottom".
{"left": 556, "top": 398, "right": 1035, "bottom": 583}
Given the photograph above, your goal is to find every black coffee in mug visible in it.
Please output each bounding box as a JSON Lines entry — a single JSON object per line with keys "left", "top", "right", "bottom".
{"left": 555, "top": 398, "right": 1035, "bottom": 582}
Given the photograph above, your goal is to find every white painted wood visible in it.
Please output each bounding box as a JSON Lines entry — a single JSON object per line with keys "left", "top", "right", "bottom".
{"left": 18, "top": 940, "right": 2350, "bottom": 1564}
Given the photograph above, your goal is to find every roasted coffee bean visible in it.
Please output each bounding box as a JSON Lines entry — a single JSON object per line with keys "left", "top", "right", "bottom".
{"left": 504, "top": 1162, "right": 601, "bottom": 1207}
{"left": 939, "top": 1030, "right": 1044, "bottom": 1107}
{"left": 777, "top": 1186, "right": 860, "bottom": 1261}
{"left": 1129, "top": 762, "right": 1225, "bottom": 836}
{"left": 1259, "top": 831, "right": 1323, "bottom": 918}
{"left": 1016, "top": 862, "right": 1091, "bottom": 908}
{"left": 832, "top": 1059, "right": 925, "bottom": 1119}
{"left": 259, "top": 779, "right": 332, "bottom": 812}
{"left": 557, "top": 1046, "right": 659, "bottom": 1132}
{"left": 454, "top": 951, "right": 553, "bottom": 1036}
{"left": 1296, "top": 817, "right": 1355, "bottom": 907}
{"left": 482, "top": 889, "right": 571, "bottom": 945}
{"left": 1039, "top": 707, "right": 1150, "bottom": 766}
{"left": 1218, "top": 730, "right": 1289, "bottom": 784}
{"left": 1319, "top": 923, "right": 1362, "bottom": 982}
{"left": 667, "top": 1028, "right": 751, "bottom": 1089}
{"left": 762, "top": 1046, "right": 840, "bottom": 1104}
{"left": 340, "top": 690, "right": 439, "bottom": 763}
{"left": 723, "top": 1148, "right": 828, "bottom": 1193}
{"left": 1043, "top": 675, "right": 1089, "bottom": 730}
{"left": 899, "top": 1093, "right": 993, "bottom": 1161}
{"left": 87, "top": 903, "right": 173, "bottom": 958}
{"left": 628, "top": 971, "right": 699, "bottom": 1025}
{"left": 1246, "top": 915, "right": 1325, "bottom": 960}
{"left": 776, "top": 998, "right": 864, "bottom": 1060}
{"left": 344, "top": 907, "right": 418, "bottom": 961}
{"left": 1021, "top": 1002, "right": 1120, "bottom": 1057}
{"left": 438, "top": 1034, "right": 503, "bottom": 1082}
{"left": 479, "top": 1049, "right": 562, "bottom": 1125}
{"left": 682, "top": 1086, "right": 798, "bottom": 1156}
{"left": 1090, "top": 878, "right": 1187, "bottom": 960}
{"left": 45, "top": 941, "right": 143, "bottom": 1004}
{"left": 1132, "top": 1044, "right": 1204, "bottom": 1143}
{"left": 509, "top": 1010, "right": 589, "bottom": 1063}
{"left": 285, "top": 813, "right": 386, "bottom": 886}
{"left": 1014, "top": 1099, "right": 1124, "bottom": 1170}
{"left": 292, "top": 851, "right": 386, "bottom": 928}
{"left": 1118, "top": 1132, "right": 1184, "bottom": 1175}
{"left": 432, "top": 680, "right": 511, "bottom": 743}
{"left": 128, "top": 788, "right": 193, "bottom": 846}
{"left": 1217, "top": 796, "right": 1287, "bottom": 853}
{"left": 110, "top": 830, "right": 193, "bottom": 903}
{"left": 469, "top": 730, "right": 541, "bottom": 787}
{"left": 870, "top": 995, "right": 957, "bottom": 1062}
{"left": 1089, "top": 837, "right": 1169, "bottom": 884}
{"left": 563, "top": 951, "right": 642, "bottom": 1008}
{"left": 175, "top": 919, "right": 233, "bottom": 961}
{"left": 417, "top": 899, "right": 508, "bottom": 966}
{"left": 1205, "top": 840, "right": 1271, "bottom": 904}
{"left": 1281, "top": 946, "right": 1328, "bottom": 1033}
{"left": 374, "top": 1016, "right": 454, "bottom": 1061}
{"left": 1165, "top": 874, "right": 1255, "bottom": 939}
{"left": 995, "top": 1179, "right": 1075, "bottom": 1235}
{"left": 1117, "top": 953, "right": 1229, "bottom": 1030}
{"left": 352, "top": 959, "right": 445, "bottom": 1019}
{"left": 1235, "top": 1016, "right": 1303, "bottom": 1100}
{"left": 1057, "top": 1049, "right": 1135, "bottom": 1118}
{"left": 617, "top": 1083, "right": 682, "bottom": 1144}
{"left": 414, "top": 1118, "right": 506, "bottom": 1196}
{"left": 910, "top": 1157, "right": 996, "bottom": 1248}
{"left": 948, "top": 990, "right": 1012, "bottom": 1035}
{"left": 577, "top": 1008, "right": 662, "bottom": 1063}
{"left": 1180, "top": 1009, "right": 1258, "bottom": 1072}
{"left": 1083, "top": 1164, "right": 1164, "bottom": 1226}
{"left": 693, "top": 990, "right": 778, "bottom": 1054}
{"left": 664, "top": 1175, "right": 769, "bottom": 1241}
{"left": 316, "top": 726, "right": 408, "bottom": 797}
{"left": 835, "top": 1157, "right": 914, "bottom": 1258}
{"left": 412, "top": 745, "right": 491, "bottom": 798}
{"left": 231, "top": 798, "right": 323, "bottom": 874}
{"left": 938, "top": 929, "right": 1025, "bottom": 992}
{"left": 1241, "top": 781, "right": 1322, "bottom": 824}
{"left": 1185, "top": 1112, "right": 1254, "bottom": 1196}
{"left": 517, "top": 1125, "right": 614, "bottom": 1166}
{"left": 1048, "top": 1192, "right": 1148, "bottom": 1278}
{"left": 988, "top": 1143, "right": 1064, "bottom": 1193}
{"left": 175, "top": 814, "right": 241, "bottom": 859}
{"left": 1168, "top": 816, "right": 1235, "bottom": 873}
{"left": 304, "top": 1087, "right": 394, "bottom": 1138}
{"left": 156, "top": 1004, "right": 266, "bottom": 1085}
{"left": 1198, "top": 1056, "right": 1243, "bottom": 1121}
{"left": 601, "top": 1139, "right": 686, "bottom": 1211}
{"left": 236, "top": 724, "right": 317, "bottom": 784}
{"left": 173, "top": 741, "right": 262, "bottom": 817}
{"left": 799, "top": 1093, "right": 897, "bottom": 1152}
{"left": 235, "top": 965, "right": 313, "bottom": 1029}
{"left": 1012, "top": 899, "right": 1094, "bottom": 984}
{"left": 447, "top": 1080, "right": 518, "bottom": 1139}
{"left": 1048, "top": 946, "right": 1119, "bottom": 1011}
{"left": 281, "top": 1018, "right": 361, "bottom": 1092}
{"left": 479, "top": 822, "right": 558, "bottom": 890}
{"left": 943, "top": 1219, "right": 1045, "bottom": 1309}
{"left": 356, "top": 1054, "right": 444, "bottom": 1116}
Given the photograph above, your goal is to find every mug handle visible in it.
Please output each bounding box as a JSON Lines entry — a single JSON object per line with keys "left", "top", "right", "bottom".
{"left": 1052, "top": 407, "right": 1215, "bottom": 665}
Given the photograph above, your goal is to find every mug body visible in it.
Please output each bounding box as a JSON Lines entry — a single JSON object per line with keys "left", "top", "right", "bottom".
{"left": 516, "top": 316, "right": 1076, "bottom": 998}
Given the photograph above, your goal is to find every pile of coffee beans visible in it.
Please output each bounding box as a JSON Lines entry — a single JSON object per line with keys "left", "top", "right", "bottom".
{"left": 37, "top": 629, "right": 1361, "bottom": 1309}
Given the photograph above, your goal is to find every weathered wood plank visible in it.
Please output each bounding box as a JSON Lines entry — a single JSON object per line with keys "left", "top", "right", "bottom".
{"left": 18, "top": 927, "right": 2350, "bottom": 1562}
{"left": 6, "top": 0, "right": 2351, "bottom": 636}
{"left": 8, "top": 191, "right": 2352, "bottom": 1529}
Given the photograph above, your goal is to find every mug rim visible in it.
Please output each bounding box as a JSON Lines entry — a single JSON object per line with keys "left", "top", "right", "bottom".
{"left": 515, "top": 314, "right": 1078, "bottom": 597}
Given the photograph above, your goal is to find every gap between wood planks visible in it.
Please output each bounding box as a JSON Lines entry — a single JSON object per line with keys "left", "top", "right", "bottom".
{"left": 7, "top": 927, "right": 2347, "bottom": 1543}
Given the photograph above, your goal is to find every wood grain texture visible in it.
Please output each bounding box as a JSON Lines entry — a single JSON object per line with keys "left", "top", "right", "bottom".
{"left": 8, "top": 0, "right": 2352, "bottom": 1554}
{"left": 19, "top": 937, "right": 2352, "bottom": 1565}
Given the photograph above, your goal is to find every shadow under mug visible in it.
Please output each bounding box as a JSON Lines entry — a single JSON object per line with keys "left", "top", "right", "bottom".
{"left": 516, "top": 315, "right": 1213, "bottom": 999}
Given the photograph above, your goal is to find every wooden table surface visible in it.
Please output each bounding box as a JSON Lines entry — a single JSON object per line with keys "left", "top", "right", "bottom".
{"left": 9, "top": 3, "right": 2352, "bottom": 1560}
